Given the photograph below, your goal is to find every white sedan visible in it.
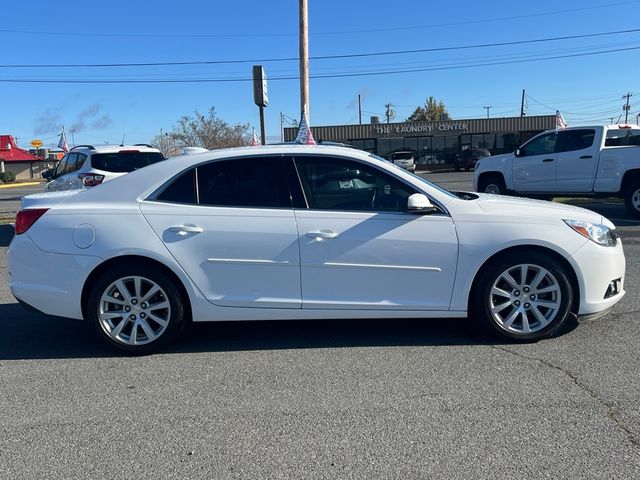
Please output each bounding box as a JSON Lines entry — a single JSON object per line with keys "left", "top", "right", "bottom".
{"left": 8, "top": 144, "right": 625, "bottom": 353}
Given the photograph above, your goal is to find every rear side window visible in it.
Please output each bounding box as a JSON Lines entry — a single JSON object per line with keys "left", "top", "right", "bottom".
{"left": 64, "top": 153, "right": 79, "bottom": 174}
{"left": 605, "top": 129, "right": 640, "bottom": 147}
{"left": 557, "top": 129, "right": 595, "bottom": 152}
{"left": 91, "top": 151, "right": 165, "bottom": 173}
{"left": 156, "top": 169, "right": 196, "bottom": 204}
{"left": 197, "top": 157, "right": 285, "bottom": 208}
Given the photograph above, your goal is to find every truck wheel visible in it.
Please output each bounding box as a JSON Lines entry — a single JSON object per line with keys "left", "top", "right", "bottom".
{"left": 478, "top": 175, "right": 506, "bottom": 195}
{"left": 624, "top": 181, "right": 640, "bottom": 218}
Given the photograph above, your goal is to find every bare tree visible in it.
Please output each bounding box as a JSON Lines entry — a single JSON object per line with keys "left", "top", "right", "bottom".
{"left": 152, "top": 107, "right": 250, "bottom": 155}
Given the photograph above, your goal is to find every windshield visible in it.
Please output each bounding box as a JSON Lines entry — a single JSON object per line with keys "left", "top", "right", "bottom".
{"left": 368, "top": 153, "right": 457, "bottom": 199}
{"left": 91, "top": 151, "right": 165, "bottom": 173}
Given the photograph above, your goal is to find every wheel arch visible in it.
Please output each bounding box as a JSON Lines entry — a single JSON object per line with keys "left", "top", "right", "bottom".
{"left": 620, "top": 169, "right": 640, "bottom": 195}
{"left": 467, "top": 244, "right": 580, "bottom": 315}
{"left": 81, "top": 255, "right": 193, "bottom": 322}
{"left": 477, "top": 171, "right": 508, "bottom": 191}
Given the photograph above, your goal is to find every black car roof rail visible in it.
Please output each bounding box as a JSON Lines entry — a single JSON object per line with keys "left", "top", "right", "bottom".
{"left": 70, "top": 144, "right": 95, "bottom": 151}
{"left": 133, "top": 143, "right": 156, "bottom": 148}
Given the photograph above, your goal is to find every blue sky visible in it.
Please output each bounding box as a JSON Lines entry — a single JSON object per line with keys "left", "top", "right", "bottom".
{"left": 2, "top": 0, "right": 639, "bottom": 148}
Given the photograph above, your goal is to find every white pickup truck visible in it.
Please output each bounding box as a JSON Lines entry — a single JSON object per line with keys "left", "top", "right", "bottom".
{"left": 473, "top": 124, "right": 640, "bottom": 216}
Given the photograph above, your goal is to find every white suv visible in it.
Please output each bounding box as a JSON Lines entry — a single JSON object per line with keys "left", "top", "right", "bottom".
{"left": 389, "top": 150, "right": 416, "bottom": 172}
{"left": 43, "top": 144, "right": 165, "bottom": 192}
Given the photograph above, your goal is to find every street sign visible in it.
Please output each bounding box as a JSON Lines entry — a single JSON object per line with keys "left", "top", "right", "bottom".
{"left": 252, "top": 65, "right": 268, "bottom": 108}
{"left": 31, "top": 139, "right": 43, "bottom": 148}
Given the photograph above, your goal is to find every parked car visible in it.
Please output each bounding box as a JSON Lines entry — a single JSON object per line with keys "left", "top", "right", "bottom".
{"left": 389, "top": 150, "right": 416, "bottom": 172}
{"left": 473, "top": 125, "right": 640, "bottom": 216}
{"left": 454, "top": 147, "right": 491, "bottom": 171}
{"left": 42, "top": 144, "right": 165, "bottom": 192}
{"left": 10, "top": 144, "right": 625, "bottom": 353}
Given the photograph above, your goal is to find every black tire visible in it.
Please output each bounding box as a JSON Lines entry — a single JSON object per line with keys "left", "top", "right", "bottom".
{"left": 87, "top": 263, "right": 186, "bottom": 354}
{"left": 624, "top": 180, "right": 640, "bottom": 218}
{"left": 472, "top": 252, "right": 573, "bottom": 342}
{"left": 478, "top": 174, "right": 506, "bottom": 195}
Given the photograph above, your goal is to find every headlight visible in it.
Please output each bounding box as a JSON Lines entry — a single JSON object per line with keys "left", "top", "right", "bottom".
{"left": 564, "top": 219, "right": 617, "bottom": 247}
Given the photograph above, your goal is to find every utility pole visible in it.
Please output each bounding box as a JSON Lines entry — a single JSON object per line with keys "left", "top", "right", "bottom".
{"left": 610, "top": 117, "right": 615, "bottom": 125}
{"left": 159, "top": 128, "right": 163, "bottom": 154}
{"left": 299, "top": 0, "right": 310, "bottom": 120}
{"left": 637, "top": 113, "right": 640, "bottom": 126}
{"left": 70, "top": 128, "right": 76, "bottom": 147}
{"left": 623, "top": 92, "right": 633, "bottom": 124}
{"left": 358, "top": 94, "right": 362, "bottom": 124}
{"left": 385, "top": 103, "right": 394, "bottom": 124}
{"left": 520, "top": 89, "right": 526, "bottom": 117}
{"left": 280, "top": 112, "right": 285, "bottom": 142}
{"left": 484, "top": 106, "right": 492, "bottom": 119}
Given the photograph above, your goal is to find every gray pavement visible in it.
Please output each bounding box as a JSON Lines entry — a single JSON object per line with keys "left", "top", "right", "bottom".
{"left": 0, "top": 176, "right": 639, "bottom": 479}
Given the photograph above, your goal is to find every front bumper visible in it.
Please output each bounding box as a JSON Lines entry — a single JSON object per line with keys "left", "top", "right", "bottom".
{"left": 570, "top": 236, "right": 626, "bottom": 316}
{"left": 8, "top": 233, "right": 102, "bottom": 319}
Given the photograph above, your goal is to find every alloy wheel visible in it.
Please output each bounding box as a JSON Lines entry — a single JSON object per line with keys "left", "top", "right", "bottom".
{"left": 489, "top": 264, "right": 562, "bottom": 335}
{"left": 98, "top": 276, "right": 171, "bottom": 346}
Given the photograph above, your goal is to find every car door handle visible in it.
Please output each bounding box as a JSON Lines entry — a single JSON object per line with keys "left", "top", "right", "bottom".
{"left": 542, "top": 158, "right": 554, "bottom": 162}
{"left": 168, "top": 225, "right": 203, "bottom": 235}
{"left": 306, "top": 230, "right": 338, "bottom": 240}
{"left": 580, "top": 155, "right": 593, "bottom": 159}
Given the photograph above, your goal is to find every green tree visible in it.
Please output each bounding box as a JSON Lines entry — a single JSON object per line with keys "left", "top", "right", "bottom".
{"left": 406, "top": 96, "right": 449, "bottom": 122}
{"left": 152, "top": 107, "right": 250, "bottom": 156}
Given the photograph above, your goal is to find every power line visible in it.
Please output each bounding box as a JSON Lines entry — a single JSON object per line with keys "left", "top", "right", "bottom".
{"left": 1, "top": 28, "right": 639, "bottom": 69}
{"left": 0, "top": 45, "right": 638, "bottom": 84}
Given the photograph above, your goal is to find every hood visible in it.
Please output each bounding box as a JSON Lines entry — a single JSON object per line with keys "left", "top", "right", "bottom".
{"left": 473, "top": 193, "right": 612, "bottom": 227}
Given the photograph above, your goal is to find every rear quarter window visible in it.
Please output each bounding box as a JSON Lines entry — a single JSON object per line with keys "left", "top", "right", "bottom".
{"left": 90, "top": 151, "right": 165, "bottom": 173}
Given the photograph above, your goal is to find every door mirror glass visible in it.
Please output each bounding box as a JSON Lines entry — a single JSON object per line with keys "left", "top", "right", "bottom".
{"left": 407, "top": 193, "right": 437, "bottom": 214}
{"left": 42, "top": 169, "right": 53, "bottom": 180}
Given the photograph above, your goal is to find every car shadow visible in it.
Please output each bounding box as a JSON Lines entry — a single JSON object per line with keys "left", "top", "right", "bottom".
{"left": 0, "top": 224, "right": 14, "bottom": 247}
{"left": 0, "top": 302, "right": 578, "bottom": 360}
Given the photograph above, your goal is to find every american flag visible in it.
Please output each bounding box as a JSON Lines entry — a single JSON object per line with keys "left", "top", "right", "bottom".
{"left": 57, "top": 126, "right": 69, "bottom": 152}
{"left": 294, "top": 106, "right": 316, "bottom": 145}
{"left": 250, "top": 128, "right": 260, "bottom": 146}
{"left": 556, "top": 111, "right": 568, "bottom": 130}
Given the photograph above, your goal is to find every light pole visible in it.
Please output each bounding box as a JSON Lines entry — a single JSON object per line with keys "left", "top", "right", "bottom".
{"left": 70, "top": 128, "right": 76, "bottom": 147}
{"left": 484, "top": 106, "right": 492, "bottom": 119}
{"left": 299, "top": 0, "right": 309, "bottom": 120}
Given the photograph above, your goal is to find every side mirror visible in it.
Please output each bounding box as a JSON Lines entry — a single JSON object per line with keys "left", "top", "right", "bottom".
{"left": 42, "top": 169, "right": 53, "bottom": 180}
{"left": 407, "top": 193, "right": 438, "bottom": 214}
{"left": 515, "top": 148, "right": 522, "bottom": 157}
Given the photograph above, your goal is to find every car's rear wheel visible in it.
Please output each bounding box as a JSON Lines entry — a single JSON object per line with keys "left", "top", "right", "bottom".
{"left": 624, "top": 180, "right": 640, "bottom": 218}
{"left": 87, "top": 264, "right": 186, "bottom": 354}
{"left": 473, "top": 252, "right": 573, "bottom": 341}
{"left": 478, "top": 175, "right": 506, "bottom": 195}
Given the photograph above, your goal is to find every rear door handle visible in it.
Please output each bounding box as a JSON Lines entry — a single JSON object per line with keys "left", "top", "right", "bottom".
{"left": 169, "top": 225, "right": 203, "bottom": 235}
{"left": 580, "top": 155, "right": 593, "bottom": 159}
{"left": 306, "top": 230, "right": 338, "bottom": 240}
{"left": 542, "top": 158, "right": 554, "bottom": 162}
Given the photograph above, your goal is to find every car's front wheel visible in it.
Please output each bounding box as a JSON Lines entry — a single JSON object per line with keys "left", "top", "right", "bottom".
{"left": 473, "top": 252, "right": 573, "bottom": 341}
{"left": 624, "top": 180, "right": 640, "bottom": 218}
{"left": 87, "top": 264, "right": 186, "bottom": 354}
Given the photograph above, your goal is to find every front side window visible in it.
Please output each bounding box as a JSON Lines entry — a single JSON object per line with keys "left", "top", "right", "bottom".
{"left": 557, "top": 129, "right": 595, "bottom": 152}
{"left": 197, "top": 157, "right": 284, "bottom": 208}
{"left": 519, "top": 132, "right": 558, "bottom": 157}
{"left": 294, "top": 156, "right": 417, "bottom": 212}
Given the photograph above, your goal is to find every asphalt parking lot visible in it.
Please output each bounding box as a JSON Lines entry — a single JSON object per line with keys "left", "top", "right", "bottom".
{"left": 1, "top": 173, "right": 639, "bottom": 479}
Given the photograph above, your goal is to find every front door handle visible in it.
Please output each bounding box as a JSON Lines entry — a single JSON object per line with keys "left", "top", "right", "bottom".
{"left": 168, "top": 225, "right": 203, "bottom": 235}
{"left": 542, "top": 158, "right": 554, "bottom": 162}
{"left": 580, "top": 155, "right": 593, "bottom": 159}
{"left": 306, "top": 230, "right": 338, "bottom": 240}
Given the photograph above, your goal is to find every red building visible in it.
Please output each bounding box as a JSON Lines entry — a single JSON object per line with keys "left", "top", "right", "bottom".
{"left": 0, "top": 135, "right": 51, "bottom": 181}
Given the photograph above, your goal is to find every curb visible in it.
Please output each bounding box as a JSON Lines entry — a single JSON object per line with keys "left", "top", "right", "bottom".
{"left": 0, "top": 181, "right": 41, "bottom": 190}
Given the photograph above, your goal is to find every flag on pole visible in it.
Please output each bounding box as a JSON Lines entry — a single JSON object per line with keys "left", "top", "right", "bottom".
{"left": 555, "top": 110, "right": 568, "bottom": 130}
{"left": 250, "top": 128, "right": 260, "bottom": 146}
{"left": 57, "top": 126, "right": 69, "bottom": 152}
{"left": 294, "top": 106, "right": 316, "bottom": 145}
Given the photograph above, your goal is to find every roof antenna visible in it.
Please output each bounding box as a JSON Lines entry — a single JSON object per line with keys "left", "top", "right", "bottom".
{"left": 120, "top": 134, "right": 125, "bottom": 147}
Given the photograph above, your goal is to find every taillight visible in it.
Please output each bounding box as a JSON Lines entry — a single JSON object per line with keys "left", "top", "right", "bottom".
{"left": 15, "top": 208, "right": 49, "bottom": 235}
{"left": 79, "top": 173, "right": 105, "bottom": 187}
